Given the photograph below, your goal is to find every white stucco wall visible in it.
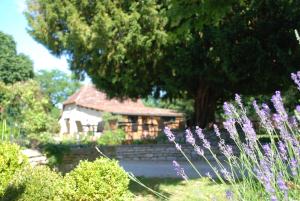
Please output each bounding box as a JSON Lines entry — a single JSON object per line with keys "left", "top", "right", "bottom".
{"left": 59, "top": 104, "right": 103, "bottom": 135}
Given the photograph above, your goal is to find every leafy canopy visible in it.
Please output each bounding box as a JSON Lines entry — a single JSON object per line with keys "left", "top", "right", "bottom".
{"left": 0, "top": 31, "right": 34, "bottom": 84}
{"left": 25, "top": 0, "right": 300, "bottom": 126}
{"left": 35, "top": 69, "right": 81, "bottom": 106}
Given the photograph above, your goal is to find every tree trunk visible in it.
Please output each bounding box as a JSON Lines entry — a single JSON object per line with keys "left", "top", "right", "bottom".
{"left": 193, "top": 84, "right": 217, "bottom": 128}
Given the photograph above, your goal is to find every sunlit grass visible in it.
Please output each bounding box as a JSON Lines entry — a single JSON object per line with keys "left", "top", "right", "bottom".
{"left": 130, "top": 177, "right": 230, "bottom": 201}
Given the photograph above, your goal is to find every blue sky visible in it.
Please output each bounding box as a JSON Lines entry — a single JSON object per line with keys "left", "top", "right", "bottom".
{"left": 0, "top": 0, "right": 71, "bottom": 74}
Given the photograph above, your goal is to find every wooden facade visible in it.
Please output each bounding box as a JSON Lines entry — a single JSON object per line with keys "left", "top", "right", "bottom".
{"left": 118, "top": 115, "right": 184, "bottom": 140}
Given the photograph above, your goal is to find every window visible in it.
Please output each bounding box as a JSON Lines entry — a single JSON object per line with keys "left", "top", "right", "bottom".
{"left": 128, "top": 116, "right": 138, "bottom": 132}
{"left": 97, "top": 121, "right": 105, "bottom": 132}
{"left": 75, "top": 121, "right": 83, "bottom": 132}
{"left": 142, "top": 117, "right": 149, "bottom": 131}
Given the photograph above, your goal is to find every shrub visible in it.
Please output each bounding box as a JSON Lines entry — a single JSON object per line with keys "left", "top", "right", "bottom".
{"left": 0, "top": 142, "right": 28, "bottom": 197}
{"left": 2, "top": 166, "right": 66, "bottom": 201}
{"left": 65, "top": 157, "right": 132, "bottom": 201}
{"left": 97, "top": 129, "right": 126, "bottom": 145}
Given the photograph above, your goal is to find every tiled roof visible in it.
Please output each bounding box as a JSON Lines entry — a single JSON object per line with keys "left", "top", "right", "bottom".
{"left": 63, "top": 85, "right": 183, "bottom": 117}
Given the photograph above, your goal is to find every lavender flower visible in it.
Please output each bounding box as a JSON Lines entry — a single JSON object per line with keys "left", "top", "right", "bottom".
{"left": 223, "top": 102, "right": 233, "bottom": 116}
{"left": 296, "top": 105, "right": 300, "bottom": 113}
{"left": 235, "top": 94, "right": 244, "bottom": 110}
{"left": 172, "top": 160, "right": 188, "bottom": 181}
{"left": 262, "top": 103, "right": 271, "bottom": 115}
{"left": 242, "top": 118, "right": 257, "bottom": 146}
{"left": 164, "top": 127, "right": 175, "bottom": 142}
{"left": 223, "top": 119, "right": 238, "bottom": 141}
{"left": 278, "top": 141, "right": 287, "bottom": 161}
{"left": 277, "top": 123, "right": 293, "bottom": 144}
{"left": 225, "top": 189, "right": 233, "bottom": 200}
{"left": 273, "top": 113, "right": 284, "bottom": 125}
{"left": 291, "top": 72, "right": 300, "bottom": 90}
{"left": 218, "top": 140, "right": 233, "bottom": 158}
{"left": 243, "top": 144, "right": 256, "bottom": 161}
{"left": 263, "top": 144, "right": 272, "bottom": 159}
{"left": 270, "top": 195, "right": 278, "bottom": 201}
{"left": 195, "top": 126, "right": 204, "bottom": 140}
{"left": 195, "top": 127, "right": 211, "bottom": 149}
{"left": 277, "top": 173, "right": 288, "bottom": 200}
{"left": 277, "top": 173, "right": 288, "bottom": 192}
{"left": 213, "top": 124, "right": 221, "bottom": 137}
{"left": 271, "top": 91, "right": 288, "bottom": 122}
{"left": 194, "top": 145, "right": 204, "bottom": 156}
{"left": 175, "top": 143, "right": 182, "bottom": 151}
{"left": 185, "top": 129, "right": 196, "bottom": 146}
{"left": 202, "top": 139, "right": 211, "bottom": 149}
{"left": 255, "top": 159, "right": 276, "bottom": 196}
{"left": 221, "top": 168, "right": 232, "bottom": 181}
{"left": 290, "top": 158, "right": 298, "bottom": 176}
{"left": 288, "top": 116, "right": 298, "bottom": 128}
{"left": 253, "top": 101, "right": 273, "bottom": 132}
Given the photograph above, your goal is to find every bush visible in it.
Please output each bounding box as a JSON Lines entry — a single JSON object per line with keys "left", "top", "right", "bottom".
{"left": 65, "top": 157, "right": 132, "bottom": 201}
{"left": 0, "top": 142, "right": 28, "bottom": 197}
{"left": 2, "top": 166, "right": 66, "bottom": 201}
{"left": 97, "top": 129, "right": 126, "bottom": 145}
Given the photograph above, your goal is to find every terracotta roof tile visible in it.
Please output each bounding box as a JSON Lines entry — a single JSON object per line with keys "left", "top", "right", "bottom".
{"left": 63, "top": 85, "right": 183, "bottom": 117}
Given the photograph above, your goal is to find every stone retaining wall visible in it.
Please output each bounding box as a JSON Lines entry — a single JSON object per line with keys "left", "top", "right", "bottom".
{"left": 58, "top": 143, "right": 238, "bottom": 173}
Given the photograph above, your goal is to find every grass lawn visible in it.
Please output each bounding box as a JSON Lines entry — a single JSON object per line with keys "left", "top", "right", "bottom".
{"left": 129, "top": 177, "right": 230, "bottom": 201}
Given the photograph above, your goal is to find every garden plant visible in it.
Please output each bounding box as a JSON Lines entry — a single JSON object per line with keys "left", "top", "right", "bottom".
{"left": 0, "top": 142, "right": 28, "bottom": 197}
{"left": 164, "top": 71, "right": 300, "bottom": 200}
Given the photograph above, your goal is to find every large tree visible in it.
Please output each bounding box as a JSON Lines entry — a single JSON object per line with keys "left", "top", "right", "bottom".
{"left": 25, "top": 0, "right": 300, "bottom": 127}
{"left": 0, "top": 31, "right": 34, "bottom": 84}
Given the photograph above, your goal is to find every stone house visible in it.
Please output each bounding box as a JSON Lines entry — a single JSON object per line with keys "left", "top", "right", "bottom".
{"left": 59, "top": 85, "right": 184, "bottom": 139}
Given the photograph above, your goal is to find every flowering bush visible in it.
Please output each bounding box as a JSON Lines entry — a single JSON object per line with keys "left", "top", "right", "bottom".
{"left": 165, "top": 72, "right": 300, "bottom": 200}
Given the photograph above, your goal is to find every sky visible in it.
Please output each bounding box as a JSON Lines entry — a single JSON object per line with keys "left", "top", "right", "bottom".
{"left": 0, "top": 0, "right": 71, "bottom": 74}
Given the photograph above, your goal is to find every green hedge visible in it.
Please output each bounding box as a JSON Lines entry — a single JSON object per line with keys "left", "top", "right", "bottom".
{"left": 2, "top": 166, "right": 66, "bottom": 201}
{"left": 0, "top": 142, "right": 28, "bottom": 197}
{"left": 0, "top": 144, "right": 131, "bottom": 201}
{"left": 65, "top": 158, "right": 132, "bottom": 201}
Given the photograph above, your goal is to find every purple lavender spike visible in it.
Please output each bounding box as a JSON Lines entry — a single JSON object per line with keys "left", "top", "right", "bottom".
{"left": 172, "top": 160, "right": 188, "bottom": 181}
{"left": 164, "top": 127, "right": 175, "bottom": 142}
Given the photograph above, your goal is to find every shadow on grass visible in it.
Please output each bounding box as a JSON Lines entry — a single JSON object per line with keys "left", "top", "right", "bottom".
{"left": 0, "top": 184, "right": 25, "bottom": 201}
{"left": 129, "top": 177, "right": 185, "bottom": 198}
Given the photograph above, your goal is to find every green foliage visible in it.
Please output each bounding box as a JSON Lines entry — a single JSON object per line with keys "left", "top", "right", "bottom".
{"left": 35, "top": 69, "right": 81, "bottom": 106}
{"left": 102, "top": 112, "right": 124, "bottom": 130}
{"left": 0, "top": 31, "right": 34, "bottom": 84}
{"left": 102, "top": 112, "right": 123, "bottom": 123}
{"left": 97, "top": 129, "right": 126, "bottom": 145}
{"left": 0, "top": 142, "right": 28, "bottom": 197}
{"left": 2, "top": 166, "right": 66, "bottom": 201}
{"left": 143, "top": 96, "right": 193, "bottom": 120}
{"left": 64, "top": 157, "right": 132, "bottom": 201}
{"left": 42, "top": 143, "right": 70, "bottom": 167}
{"left": 25, "top": 0, "right": 300, "bottom": 127}
{"left": 0, "top": 80, "right": 59, "bottom": 137}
